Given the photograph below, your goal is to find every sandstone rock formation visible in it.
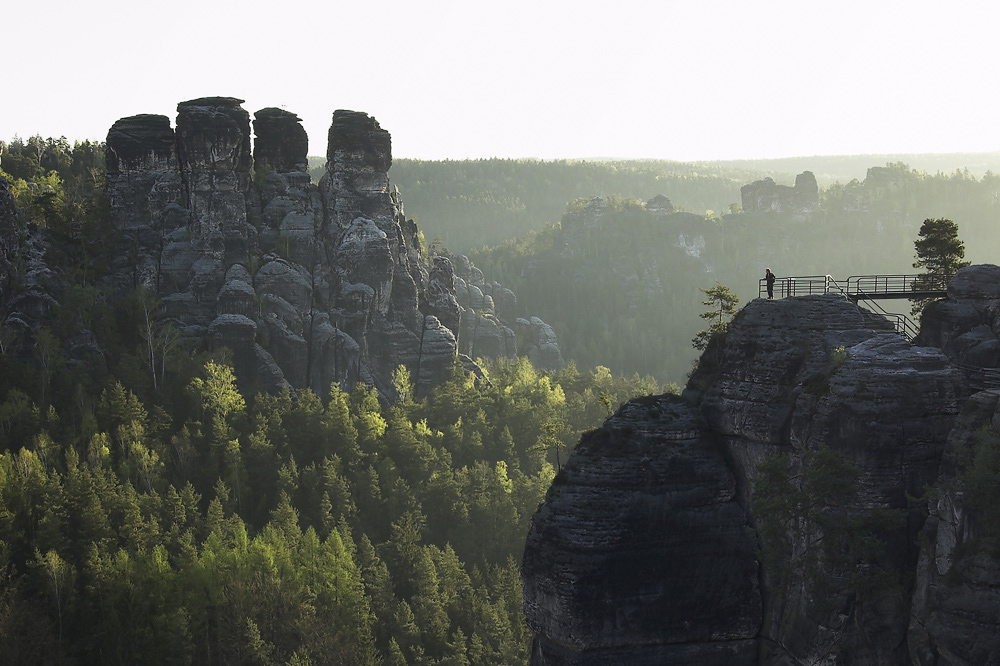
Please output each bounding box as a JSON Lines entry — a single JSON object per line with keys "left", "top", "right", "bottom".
{"left": 0, "top": 174, "right": 59, "bottom": 348}
{"left": 523, "top": 395, "right": 760, "bottom": 665}
{"left": 645, "top": 193, "right": 674, "bottom": 215}
{"left": 99, "top": 98, "right": 561, "bottom": 398}
{"left": 522, "top": 288, "right": 992, "bottom": 665}
{"left": 908, "top": 389, "right": 1000, "bottom": 666}
{"left": 917, "top": 264, "right": 1000, "bottom": 370}
{"left": 740, "top": 171, "right": 819, "bottom": 213}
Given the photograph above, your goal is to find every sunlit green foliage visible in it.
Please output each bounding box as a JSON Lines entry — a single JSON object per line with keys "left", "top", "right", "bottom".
{"left": 911, "top": 217, "right": 971, "bottom": 316}
{"left": 0, "top": 300, "right": 661, "bottom": 666}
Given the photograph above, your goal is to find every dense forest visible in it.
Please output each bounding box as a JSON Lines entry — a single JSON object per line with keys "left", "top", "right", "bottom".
{"left": 0, "top": 135, "right": 666, "bottom": 665}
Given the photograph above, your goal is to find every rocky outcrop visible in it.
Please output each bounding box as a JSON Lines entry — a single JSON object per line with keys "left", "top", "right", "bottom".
{"left": 523, "top": 290, "right": 982, "bottom": 665}
{"left": 523, "top": 395, "right": 760, "bottom": 665}
{"left": 0, "top": 174, "right": 20, "bottom": 313}
{"left": 252, "top": 108, "right": 309, "bottom": 174}
{"left": 0, "top": 177, "right": 59, "bottom": 348}
{"left": 908, "top": 390, "right": 1000, "bottom": 666}
{"left": 646, "top": 194, "right": 674, "bottom": 215}
{"left": 740, "top": 171, "right": 819, "bottom": 213}
{"left": 917, "top": 264, "right": 1000, "bottom": 369}
{"left": 100, "top": 98, "right": 560, "bottom": 398}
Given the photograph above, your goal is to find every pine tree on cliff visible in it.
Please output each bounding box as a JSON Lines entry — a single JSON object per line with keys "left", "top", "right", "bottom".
{"left": 912, "top": 217, "right": 970, "bottom": 315}
{"left": 692, "top": 283, "right": 739, "bottom": 351}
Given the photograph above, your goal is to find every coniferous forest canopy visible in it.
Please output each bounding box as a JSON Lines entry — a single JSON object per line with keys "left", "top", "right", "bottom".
{"left": 3, "top": 134, "right": 1000, "bottom": 664}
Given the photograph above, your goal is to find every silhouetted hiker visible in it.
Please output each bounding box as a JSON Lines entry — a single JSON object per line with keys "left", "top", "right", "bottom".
{"left": 765, "top": 268, "right": 776, "bottom": 299}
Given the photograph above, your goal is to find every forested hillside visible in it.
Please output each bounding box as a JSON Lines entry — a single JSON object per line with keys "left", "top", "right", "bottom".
{"left": 0, "top": 135, "right": 667, "bottom": 665}
{"left": 469, "top": 164, "right": 1000, "bottom": 384}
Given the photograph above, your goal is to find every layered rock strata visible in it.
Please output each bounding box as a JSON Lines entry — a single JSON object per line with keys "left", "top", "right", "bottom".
{"left": 103, "top": 98, "right": 559, "bottom": 397}
{"left": 522, "top": 395, "right": 760, "bottom": 665}
{"left": 523, "top": 292, "right": 978, "bottom": 665}
{"left": 917, "top": 264, "right": 1000, "bottom": 369}
{"left": 908, "top": 389, "right": 1000, "bottom": 665}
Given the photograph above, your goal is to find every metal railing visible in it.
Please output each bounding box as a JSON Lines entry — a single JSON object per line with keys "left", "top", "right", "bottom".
{"left": 846, "top": 274, "right": 952, "bottom": 299}
{"left": 759, "top": 275, "right": 840, "bottom": 299}
{"left": 760, "top": 273, "right": 953, "bottom": 301}
{"left": 757, "top": 274, "right": 920, "bottom": 340}
{"left": 755, "top": 273, "right": 1000, "bottom": 385}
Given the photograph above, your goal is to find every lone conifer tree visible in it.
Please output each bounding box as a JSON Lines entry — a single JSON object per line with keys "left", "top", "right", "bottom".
{"left": 912, "top": 218, "right": 970, "bottom": 315}
{"left": 692, "top": 283, "right": 739, "bottom": 351}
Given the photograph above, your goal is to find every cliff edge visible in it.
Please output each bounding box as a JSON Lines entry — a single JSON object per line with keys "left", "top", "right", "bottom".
{"left": 523, "top": 270, "right": 1000, "bottom": 665}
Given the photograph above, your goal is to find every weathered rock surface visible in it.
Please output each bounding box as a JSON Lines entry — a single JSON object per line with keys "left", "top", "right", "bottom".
{"left": 523, "top": 289, "right": 990, "bottom": 665}
{"left": 523, "top": 394, "right": 760, "bottom": 665}
{"left": 0, "top": 174, "right": 20, "bottom": 312}
{"left": 918, "top": 264, "right": 1000, "bottom": 371}
{"left": 908, "top": 390, "right": 1000, "bottom": 666}
{"left": 98, "top": 98, "right": 561, "bottom": 398}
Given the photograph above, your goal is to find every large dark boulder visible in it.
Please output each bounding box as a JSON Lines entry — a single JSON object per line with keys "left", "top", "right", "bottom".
{"left": 918, "top": 264, "right": 1000, "bottom": 369}
{"left": 523, "top": 394, "right": 760, "bottom": 665}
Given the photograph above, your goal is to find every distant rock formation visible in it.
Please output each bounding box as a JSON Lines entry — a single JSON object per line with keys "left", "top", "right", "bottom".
{"left": 646, "top": 194, "right": 674, "bottom": 215}
{"left": 521, "top": 284, "right": 997, "bottom": 664}
{"left": 100, "top": 98, "right": 560, "bottom": 397}
{"left": 740, "top": 171, "right": 818, "bottom": 213}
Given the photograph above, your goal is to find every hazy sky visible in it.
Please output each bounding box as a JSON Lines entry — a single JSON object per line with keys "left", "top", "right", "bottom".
{"left": 4, "top": 0, "right": 998, "bottom": 161}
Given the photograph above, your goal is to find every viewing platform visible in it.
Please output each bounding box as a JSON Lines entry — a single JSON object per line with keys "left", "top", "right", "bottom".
{"left": 758, "top": 274, "right": 951, "bottom": 301}
{"left": 753, "top": 272, "right": 1000, "bottom": 389}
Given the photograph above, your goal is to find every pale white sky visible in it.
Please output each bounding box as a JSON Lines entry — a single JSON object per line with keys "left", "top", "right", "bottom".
{"left": 4, "top": 0, "right": 998, "bottom": 161}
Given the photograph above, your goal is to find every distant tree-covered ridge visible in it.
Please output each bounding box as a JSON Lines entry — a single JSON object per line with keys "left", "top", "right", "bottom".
{"left": 468, "top": 163, "right": 1000, "bottom": 384}
{"left": 309, "top": 153, "right": 1000, "bottom": 256}
{"left": 307, "top": 157, "right": 788, "bottom": 254}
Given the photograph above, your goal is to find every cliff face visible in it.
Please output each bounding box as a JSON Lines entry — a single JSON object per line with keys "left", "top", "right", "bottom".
{"left": 99, "top": 98, "right": 559, "bottom": 397}
{"left": 521, "top": 282, "right": 999, "bottom": 665}
{"left": 522, "top": 395, "right": 761, "bottom": 665}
